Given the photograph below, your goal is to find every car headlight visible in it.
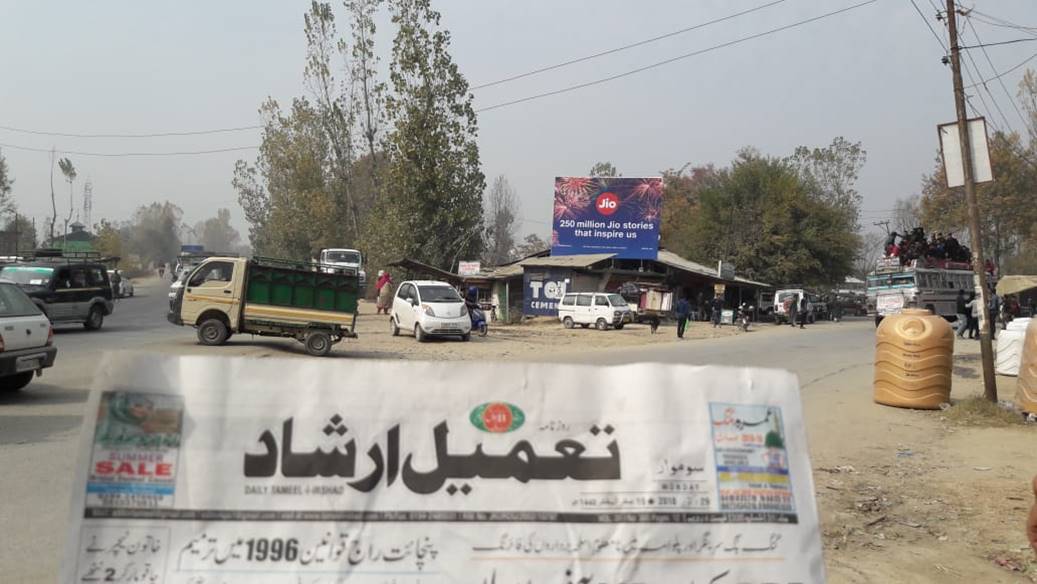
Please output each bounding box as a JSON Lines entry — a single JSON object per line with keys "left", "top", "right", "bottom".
{"left": 460, "top": 304, "right": 468, "bottom": 316}
{"left": 423, "top": 304, "right": 436, "bottom": 317}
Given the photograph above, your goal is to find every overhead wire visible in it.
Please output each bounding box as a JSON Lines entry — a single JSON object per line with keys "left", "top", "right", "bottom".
{"left": 965, "top": 14, "right": 1029, "bottom": 127}
{"left": 0, "top": 142, "right": 258, "bottom": 158}
{"left": 0, "top": 123, "right": 261, "bottom": 139}
{"left": 471, "top": 0, "right": 789, "bottom": 90}
{"left": 964, "top": 50, "right": 1037, "bottom": 89}
{"left": 475, "top": 0, "right": 879, "bottom": 113}
{"left": 958, "top": 28, "right": 1013, "bottom": 131}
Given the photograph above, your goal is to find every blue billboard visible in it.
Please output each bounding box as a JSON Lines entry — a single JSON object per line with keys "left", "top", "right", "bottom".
{"left": 552, "top": 176, "right": 663, "bottom": 260}
{"left": 523, "top": 269, "right": 571, "bottom": 316}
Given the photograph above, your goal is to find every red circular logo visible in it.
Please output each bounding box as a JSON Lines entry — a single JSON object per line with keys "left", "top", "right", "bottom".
{"left": 595, "top": 192, "right": 619, "bottom": 216}
{"left": 482, "top": 403, "right": 514, "bottom": 433}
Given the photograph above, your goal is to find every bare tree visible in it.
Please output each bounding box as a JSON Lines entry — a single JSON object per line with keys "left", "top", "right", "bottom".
{"left": 58, "top": 157, "right": 77, "bottom": 242}
{"left": 48, "top": 148, "right": 57, "bottom": 242}
{"left": 854, "top": 231, "right": 886, "bottom": 277}
{"left": 482, "top": 176, "right": 518, "bottom": 266}
{"left": 891, "top": 195, "right": 921, "bottom": 235}
{"left": 348, "top": 0, "right": 385, "bottom": 182}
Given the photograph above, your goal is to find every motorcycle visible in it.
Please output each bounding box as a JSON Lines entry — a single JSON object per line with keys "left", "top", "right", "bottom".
{"left": 738, "top": 303, "right": 753, "bottom": 332}
{"left": 467, "top": 300, "right": 488, "bottom": 337}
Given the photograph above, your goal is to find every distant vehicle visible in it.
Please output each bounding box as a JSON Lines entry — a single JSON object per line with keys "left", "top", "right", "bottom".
{"left": 616, "top": 281, "right": 672, "bottom": 329}
{"left": 558, "top": 292, "right": 633, "bottom": 330}
{"left": 167, "top": 256, "right": 360, "bottom": 356}
{"left": 107, "top": 269, "right": 134, "bottom": 298}
{"left": 319, "top": 248, "right": 367, "bottom": 294}
{"left": 168, "top": 271, "right": 189, "bottom": 307}
{"left": 0, "top": 282, "right": 56, "bottom": 392}
{"left": 1, "top": 261, "right": 114, "bottom": 330}
{"left": 773, "top": 289, "right": 820, "bottom": 325}
{"left": 390, "top": 280, "right": 472, "bottom": 342}
{"left": 866, "top": 258, "right": 974, "bottom": 326}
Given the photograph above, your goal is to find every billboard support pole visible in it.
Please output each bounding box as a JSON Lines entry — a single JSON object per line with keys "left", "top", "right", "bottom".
{"left": 946, "top": 0, "right": 997, "bottom": 402}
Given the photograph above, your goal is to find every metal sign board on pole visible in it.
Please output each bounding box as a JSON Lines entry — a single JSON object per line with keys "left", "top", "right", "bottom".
{"left": 938, "top": 117, "right": 994, "bottom": 188}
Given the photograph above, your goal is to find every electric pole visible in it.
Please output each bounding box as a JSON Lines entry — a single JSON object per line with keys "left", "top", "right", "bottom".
{"left": 945, "top": 0, "right": 997, "bottom": 402}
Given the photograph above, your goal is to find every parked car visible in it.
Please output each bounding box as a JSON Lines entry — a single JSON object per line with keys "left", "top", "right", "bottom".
{"left": 0, "top": 281, "right": 57, "bottom": 391}
{"left": 107, "top": 269, "right": 134, "bottom": 298}
{"left": 390, "top": 280, "right": 471, "bottom": 341}
{"left": 558, "top": 292, "right": 633, "bottom": 330}
{"left": 0, "top": 262, "right": 114, "bottom": 330}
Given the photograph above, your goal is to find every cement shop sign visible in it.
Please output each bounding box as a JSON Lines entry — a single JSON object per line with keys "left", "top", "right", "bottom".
{"left": 524, "top": 269, "right": 570, "bottom": 316}
{"left": 552, "top": 176, "right": 663, "bottom": 260}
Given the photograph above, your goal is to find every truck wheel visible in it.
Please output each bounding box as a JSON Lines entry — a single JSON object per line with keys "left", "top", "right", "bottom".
{"left": 414, "top": 324, "right": 426, "bottom": 343}
{"left": 390, "top": 317, "right": 400, "bottom": 337}
{"left": 563, "top": 317, "right": 574, "bottom": 329}
{"left": 0, "top": 372, "right": 34, "bottom": 392}
{"left": 615, "top": 323, "right": 625, "bottom": 330}
{"left": 305, "top": 331, "right": 333, "bottom": 356}
{"left": 84, "top": 306, "right": 104, "bottom": 331}
{"left": 596, "top": 318, "right": 608, "bottom": 331}
{"left": 197, "top": 319, "right": 229, "bottom": 346}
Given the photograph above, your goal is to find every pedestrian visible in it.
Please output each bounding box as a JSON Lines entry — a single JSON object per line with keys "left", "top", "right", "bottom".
{"left": 375, "top": 270, "right": 393, "bottom": 315}
{"left": 696, "top": 291, "right": 705, "bottom": 322}
{"left": 989, "top": 292, "right": 1001, "bottom": 338}
{"left": 675, "top": 296, "right": 691, "bottom": 339}
{"left": 954, "top": 289, "right": 968, "bottom": 338}
{"left": 965, "top": 292, "right": 980, "bottom": 339}
{"left": 711, "top": 295, "right": 723, "bottom": 328}
{"left": 158, "top": 264, "right": 165, "bottom": 279}
{"left": 798, "top": 295, "right": 808, "bottom": 329}
{"left": 787, "top": 296, "right": 798, "bottom": 328}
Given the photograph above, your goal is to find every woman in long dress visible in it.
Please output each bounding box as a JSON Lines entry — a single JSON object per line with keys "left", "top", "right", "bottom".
{"left": 375, "top": 271, "right": 393, "bottom": 315}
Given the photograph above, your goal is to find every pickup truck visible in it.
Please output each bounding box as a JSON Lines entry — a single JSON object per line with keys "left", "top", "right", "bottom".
{"left": 167, "top": 256, "right": 359, "bottom": 356}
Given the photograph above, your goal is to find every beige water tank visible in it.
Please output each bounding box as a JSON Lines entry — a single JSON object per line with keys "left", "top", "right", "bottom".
{"left": 1016, "top": 318, "right": 1037, "bottom": 414}
{"left": 874, "top": 308, "right": 954, "bottom": 409}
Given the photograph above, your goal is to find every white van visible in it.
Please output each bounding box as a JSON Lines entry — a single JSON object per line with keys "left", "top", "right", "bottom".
{"left": 558, "top": 292, "right": 633, "bottom": 330}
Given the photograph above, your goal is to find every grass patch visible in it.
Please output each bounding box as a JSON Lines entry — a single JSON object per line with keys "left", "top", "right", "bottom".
{"left": 943, "top": 396, "right": 1027, "bottom": 427}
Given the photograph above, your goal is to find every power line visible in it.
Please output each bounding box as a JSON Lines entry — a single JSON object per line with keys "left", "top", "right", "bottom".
{"left": 964, "top": 50, "right": 1037, "bottom": 89}
{"left": 965, "top": 15, "right": 1029, "bottom": 127}
{"left": 471, "top": 0, "right": 789, "bottom": 90}
{"left": 476, "top": 0, "right": 879, "bottom": 113}
{"left": 958, "top": 37, "right": 1037, "bottom": 50}
{"left": 0, "top": 142, "right": 258, "bottom": 158}
{"left": 0, "top": 123, "right": 261, "bottom": 139}
{"left": 910, "top": 0, "right": 948, "bottom": 52}
{"left": 958, "top": 28, "right": 1012, "bottom": 130}
{"left": 970, "top": 10, "right": 1037, "bottom": 36}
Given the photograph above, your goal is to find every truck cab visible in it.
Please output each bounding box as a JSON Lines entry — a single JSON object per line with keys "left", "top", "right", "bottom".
{"left": 319, "top": 248, "right": 366, "bottom": 294}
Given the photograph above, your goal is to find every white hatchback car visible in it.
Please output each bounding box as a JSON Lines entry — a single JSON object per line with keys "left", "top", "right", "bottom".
{"left": 390, "top": 280, "right": 472, "bottom": 342}
{"left": 558, "top": 292, "right": 633, "bottom": 330}
{"left": 0, "top": 281, "right": 57, "bottom": 391}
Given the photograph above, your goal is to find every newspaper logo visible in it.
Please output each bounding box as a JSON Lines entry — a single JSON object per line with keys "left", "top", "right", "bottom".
{"left": 470, "top": 402, "right": 525, "bottom": 433}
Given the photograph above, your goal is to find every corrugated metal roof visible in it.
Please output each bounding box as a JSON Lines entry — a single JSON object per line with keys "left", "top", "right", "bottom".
{"left": 520, "top": 253, "right": 616, "bottom": 268}
{"left": 654, "top": 250, "right": 770, "bottom": 288}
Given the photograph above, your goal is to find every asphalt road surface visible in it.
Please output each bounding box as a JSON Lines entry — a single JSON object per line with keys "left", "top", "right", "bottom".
{"left": 0, "top": 278, "right": 876, "bottom": 583}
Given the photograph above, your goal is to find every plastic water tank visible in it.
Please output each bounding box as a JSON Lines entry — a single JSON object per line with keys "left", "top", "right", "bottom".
{"left": 1016, "top": 319, "right": 1037, "bottom": 414}
{"left": 874, "top": 308, "right": 954, "bottom": 409}
{"left": 996, "top": 317, "right": 1032, "bottom": 376}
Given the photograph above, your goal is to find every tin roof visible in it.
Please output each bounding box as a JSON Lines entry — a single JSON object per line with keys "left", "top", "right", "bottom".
{"left": 520, "top": 253, "right": 616, "bottom": 268}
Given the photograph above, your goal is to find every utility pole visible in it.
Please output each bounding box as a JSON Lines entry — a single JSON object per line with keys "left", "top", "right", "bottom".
{"left": 945, "top": 0, "right": 997, "bottom": 402}
{"left": 872, "top": 220, "right": 890, "bottom": 236}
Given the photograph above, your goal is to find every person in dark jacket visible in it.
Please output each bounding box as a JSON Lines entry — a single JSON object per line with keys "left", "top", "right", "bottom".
{"left": 711, "top": 295, "right": 724, "bottom": 328}
{"left": 798, "top": 296, "right": 808, "bottom": 329}
{"left": 955, "top": 289, "right": 968, "bottom": 338}
{"left": 675, "top": 296, "right": 691, "bottom": 339}
{"left": 787, "top": 296, "right": 798, "bottom": 328}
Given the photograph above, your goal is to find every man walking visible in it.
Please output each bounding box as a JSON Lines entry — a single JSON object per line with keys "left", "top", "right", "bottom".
{"left": 798, "top": 295, "right": 808, "bottom": 329}
{"left": 675, "top": 296, "right": 691, "bottom": 339}
{"left": 955, "top": 289, "right": 968, "bottom": 338}
{"left": 787, "top": 296, "right": 798, "bottom": 328}
{"left": 711, "top": 295, "right": 723, "bottom": 328}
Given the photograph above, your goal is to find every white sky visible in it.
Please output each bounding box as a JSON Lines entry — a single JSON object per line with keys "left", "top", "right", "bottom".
{"left": 1, "top": 0, "right": 1035, "bottom": 241}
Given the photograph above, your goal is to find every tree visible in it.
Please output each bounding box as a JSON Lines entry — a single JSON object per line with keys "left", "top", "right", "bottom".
{"left": 0, "top": 214, "right": 36, "bottom": 255}
{"left": 788, "top": 137, "right": 866, "bottom": 230}
{"left": 513, "top": 233, "right": 548, "bottom": 258}
{"left": 589, "top": 161, "right": 619, "bottom": 177}
{"left": 892, "top": 195, "right": 922, "bottom": 235}
{"left": 854, "top": 231, "right": 886, "bottom": 278}
{"left": 125, "top": 202, "right": 182, "bottom": 268}
{"left": 93, "top": 219, "right": 124, "bottom": 261}
{"left": 659, "top": 164, "right": 718, "bottom": 254}
{"left": 58, "top": 157, "right": 77, "bottom": 240}
{"left": 195, "top": 208, "right": 242, "bottom": 253}
{"left": 482, "top": 176, "right": 518, "bottom": 266}
{"left": 372, "top": 0, "right": 485, "bottom": 270}
{"left": 0, "top": 148, "right": 13, "bottom": 214}
{"left": 349, "top": 0, "right": 386, "bottom": 182}
{"left": 1019, "top": 68, "right": 1037, "bottom": 141}
{"left": 673, "top": 150, "right": 858, "bottom": 287}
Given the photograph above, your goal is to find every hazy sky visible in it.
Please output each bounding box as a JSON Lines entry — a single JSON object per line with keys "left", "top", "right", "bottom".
{"left": 1, "top": 0, "right": 1035, "bottom": 243}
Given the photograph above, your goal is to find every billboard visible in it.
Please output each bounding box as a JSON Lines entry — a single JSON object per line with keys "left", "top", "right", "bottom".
{"left": 523, "top": 269, "right": 570, "bottom": 316}
{"left": 552, "top": 176, "right": 663, "bottom": 259}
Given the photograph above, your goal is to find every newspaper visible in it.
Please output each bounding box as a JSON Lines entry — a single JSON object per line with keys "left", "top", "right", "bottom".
{"left": 61, "top": 354, "right": 825, "bottom": 583}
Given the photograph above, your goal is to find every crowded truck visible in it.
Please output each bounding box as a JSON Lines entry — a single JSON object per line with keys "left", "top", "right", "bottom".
{"left": 167, "top": 256, "right": 359, "bottom": 356}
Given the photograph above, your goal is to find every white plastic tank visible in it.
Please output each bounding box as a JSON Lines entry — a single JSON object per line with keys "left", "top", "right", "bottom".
{"left": 996, "top": 317, "right": 1032, "bottom": 376}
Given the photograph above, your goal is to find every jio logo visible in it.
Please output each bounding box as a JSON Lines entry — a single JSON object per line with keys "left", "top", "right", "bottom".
{"left": 595, "top": 192, "right": 619, "bottom": 216}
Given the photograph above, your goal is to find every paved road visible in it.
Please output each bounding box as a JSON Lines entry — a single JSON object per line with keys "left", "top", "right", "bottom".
{"left": 0, "top": 278, "right": 876, "bottom": 582}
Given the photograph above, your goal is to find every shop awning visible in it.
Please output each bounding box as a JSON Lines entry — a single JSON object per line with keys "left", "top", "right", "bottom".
{"left": 997, "top": 275, "right": 1037, "bottom": 296}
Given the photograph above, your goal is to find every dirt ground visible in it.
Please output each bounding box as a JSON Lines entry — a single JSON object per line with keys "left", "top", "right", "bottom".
{"left": 811, "top": 338, "right": 1037, "bottom": 583}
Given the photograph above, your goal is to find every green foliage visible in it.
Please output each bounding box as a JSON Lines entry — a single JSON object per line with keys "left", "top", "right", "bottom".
{"left": 670, "top": 150, "right": 858, "bottom": 287}
{"left": 0, "top": 214, "right": 36, "bottom": 254}
{"left": 0, "top": 148, "right": 13, "bottom": 212}
{"left": 588, "top": 161, "right": 619, "bottom": 177}
{"left": 372, "top": 0, "right": 485, "bottom": 271}
{"left": 194, "top": 208, "right": 243, "bottom": 254}
{"left": 93, "top": 220, "right": 123, "bottom": 260}
{"left": 514, "top": 233, "right": 548, "bottom": 258}
{"left": 788, "top": 137, "right": 866, "bottom": 230}
{"left": 126, "top": 202, "right": 182, "bottom": 268}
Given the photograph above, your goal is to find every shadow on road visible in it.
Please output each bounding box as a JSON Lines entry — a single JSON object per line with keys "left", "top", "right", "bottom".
{"left": 0, "top": 414, "right": 83, "bottom": 445}
{"left": 0, "top": 383, "right": 90, "bottom": 406}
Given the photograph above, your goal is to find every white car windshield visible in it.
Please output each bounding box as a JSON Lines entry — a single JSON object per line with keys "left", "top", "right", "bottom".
{"left": 325, "top": 251, "right": 361, "bottom": 264}
{"left": 418, "top": 286, "right": 461, "bottom": 302}
{"left": 1, "top": 266, "right": 55, "bottom": 287}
